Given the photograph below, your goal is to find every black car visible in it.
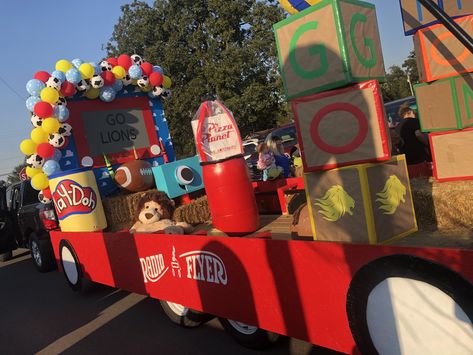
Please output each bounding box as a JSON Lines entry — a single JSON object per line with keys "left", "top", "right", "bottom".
{"left": 2, "top": 181, "right": 58, "bottom": 271}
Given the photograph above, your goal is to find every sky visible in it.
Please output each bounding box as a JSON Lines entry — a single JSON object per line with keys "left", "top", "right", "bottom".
{"left": 0, "top": 0, "right": 413, "bottom": 178}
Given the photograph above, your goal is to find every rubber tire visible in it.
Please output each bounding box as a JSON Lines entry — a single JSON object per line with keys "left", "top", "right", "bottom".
{"left": 59, "top": 239, "right": 92, "bottom": 292}
{"left": 219, "top": 318, "right": 280, "bottom": 350}
{"left": 159, "top": 300, "right": 214, "bottom": 328}
{"left": 0, "top": 250, "right": 12, "bottom": 262}
{"left": 346, "top": 254, "right": 473, "bottom": 355}
{"left": 30, "top": 234, "right": 56, "bottom": 272}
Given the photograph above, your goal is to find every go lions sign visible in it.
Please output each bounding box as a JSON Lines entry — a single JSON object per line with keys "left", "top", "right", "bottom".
{"left": 140, "top": 248, "right": 228, "bottom": 285}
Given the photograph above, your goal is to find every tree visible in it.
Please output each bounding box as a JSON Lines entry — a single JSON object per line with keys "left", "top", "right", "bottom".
{"left": 107, "top": 0, "right": 289, "bottom": 157}
{"left": 381, "top": 51, "right": 419, "bottom": 103}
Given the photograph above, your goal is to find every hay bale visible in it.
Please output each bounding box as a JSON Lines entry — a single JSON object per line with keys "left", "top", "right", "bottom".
{"left": 410, "top": 178, "right": 473, "bottom": 231}
{"left": 174, "top": 196, "right": 211, "bottom": 224}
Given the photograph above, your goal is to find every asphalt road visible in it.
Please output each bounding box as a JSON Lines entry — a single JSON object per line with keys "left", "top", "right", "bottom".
{"left": 0, "top": 249, "right": 341, "bottom": 355}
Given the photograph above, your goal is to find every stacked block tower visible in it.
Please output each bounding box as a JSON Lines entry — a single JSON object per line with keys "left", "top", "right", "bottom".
{"left": 401, "top": 1, "right": 473, "bottom": 181}
{"left": 274, "top": 0, "right": 417, "bottom": 243}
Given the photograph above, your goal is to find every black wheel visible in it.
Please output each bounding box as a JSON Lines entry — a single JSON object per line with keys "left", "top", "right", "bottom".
{"left": 59, "top": 239, "right": 91, "bottom": 292}
{"left": 219, "top": 318, "right": 279, "bottom": 350}
{"left": 30, "top": 233, "right": 56, "bottom": 272}
{"left": 0, "top": 250, "right": 12, "bottom": 262}
{"left": 346, "top": 255, "right": 473, "bottom": 355}
{"left": 159, "top": 300, "right": 214, "bottom": 328}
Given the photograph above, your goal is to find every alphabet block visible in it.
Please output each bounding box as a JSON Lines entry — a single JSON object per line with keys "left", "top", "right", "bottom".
{"left": 292, "top": 80, "right": 391, "bottom": 172}
{"left": 152, "top": 156, "right": 204, "bottom": 198}
{"left": 305, "top": 155, "right": 417, "bottom": 244}
{"left": 274, "top": 0, "right": 385, "bottom": 100}
{"left": 400, "top": 0, "right": 473, "bottom": 35}
{"left": 414, "top": 14, "right": 473, "bottom": 82}
{"left": 415, "top": 73, "right": 473, "bottom": 131}
{"left": 430, "top": 128, "right": 473, "bottom": 181}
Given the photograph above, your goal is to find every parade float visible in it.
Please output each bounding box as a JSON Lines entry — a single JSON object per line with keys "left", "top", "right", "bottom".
{"left": 18, "top": 1, "right": 473, "bottom": 354}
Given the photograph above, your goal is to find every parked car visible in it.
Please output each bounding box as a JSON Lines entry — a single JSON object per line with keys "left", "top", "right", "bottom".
{"left": 0, "top": 186, "right": 17, "bottom": 261}
{"left": 4, "top": 181, "right": 58, "bottom": 271}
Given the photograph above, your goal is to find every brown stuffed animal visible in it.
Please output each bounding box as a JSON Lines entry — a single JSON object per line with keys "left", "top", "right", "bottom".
{"left": 130, "top": 191, "right": 193, "bottom": 234}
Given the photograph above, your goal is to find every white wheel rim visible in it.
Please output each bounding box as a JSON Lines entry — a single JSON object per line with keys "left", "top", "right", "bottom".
{"left": 31, "top": 241, "right": 42, "bottom": 267}
{"left": 166, "top": 301, "right": 188, "bottom": 316}
{"left": 227, "top": 320, "right": 258, "bottom": 335}
{"left": 61, "top": 246, "right": 79, "bottom": 285}
{"left": 366, "top": 277, "right": 473, "bottom": 355}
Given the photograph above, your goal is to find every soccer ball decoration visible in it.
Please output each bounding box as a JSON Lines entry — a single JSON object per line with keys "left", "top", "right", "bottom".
{"left": 137, "top": 76, "right": 149, "bottom": 88}
{"left": 99, "top": 60, "right": 112, "bottom": 72}
{"left": 20, "top": 55, "right": 172, "bottom": 191}
{"left": 38, "top": 190, "right": 51, "bottom": 204}
{"left": 90, "top": 75, "right": 104, "bottom": 89}
{"left": 131, "top": 54, "right": 143, "bottom": 66}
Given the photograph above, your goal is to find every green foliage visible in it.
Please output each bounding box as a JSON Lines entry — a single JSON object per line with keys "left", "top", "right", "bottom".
{"left": 107, "top": 0, "right": 288, "bottom": 157}
{"left": 381, "top": 50, "right": 419, "bottom": 103}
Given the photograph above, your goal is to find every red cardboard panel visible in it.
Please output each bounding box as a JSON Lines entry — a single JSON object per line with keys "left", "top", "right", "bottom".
{"left": 430, "top": 128, "right": 473, "bottom": 181}
{"left": 292, "top": 80, "right": 390, "bottom": 172}
{"left": 414, "top": 15, "right": 473, "bottom": 82}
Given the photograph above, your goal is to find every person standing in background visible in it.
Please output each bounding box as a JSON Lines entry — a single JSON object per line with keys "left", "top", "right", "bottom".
{"left": 267, "top": 136, "right": 294, "bottom": 178}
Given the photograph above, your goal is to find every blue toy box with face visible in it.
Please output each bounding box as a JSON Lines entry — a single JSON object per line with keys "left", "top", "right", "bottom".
{"left": 152, "top": 156, "right": 204, "bottom": 198}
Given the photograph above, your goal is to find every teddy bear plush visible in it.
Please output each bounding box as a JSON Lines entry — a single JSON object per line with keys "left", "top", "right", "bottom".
{"left": 130, "top": 191, "right": 193, "bottom": 234}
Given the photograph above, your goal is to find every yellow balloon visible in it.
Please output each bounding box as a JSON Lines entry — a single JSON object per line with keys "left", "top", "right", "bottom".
{"left": 26, "top": 167, "right": 41, "bottom": 178}
{"left": 31, "top": 173, "right": 49, "bottom": 191}
{"left": 85, "top": 87, "right": 100, "bottom": 99}
{"left": 163, "top": 75, "right": 172, "bottom": 89}
{"left": 40, "top": 87, "right": 60, "bottom": 104}
{"left": 56, "top": 59, "right": 73, "bottom": 73}
{"left": 31, "top": 127, "right": 49, "bottom": 144}
{"left": 79, "top": 63, "right": 94, "bottom": 79}
{"left": 42, "top": 117, "right": 60, "bottom": 134}
{"left": 20, "top": 139, "right": 37, "bottom": 155}
{"left": 112, "top": 65, "right": 126, "bottom": 79}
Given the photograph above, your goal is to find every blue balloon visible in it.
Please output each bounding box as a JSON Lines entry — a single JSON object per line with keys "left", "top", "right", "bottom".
{"left": 128, "top": 64, "right": 142, "bottom": 79}
{"left": 152, "top": 65, "right": 164, "bottom": 74}
{"left": 51, "top": 70, "right": 66, "bottom": 82}
{"left": 65, "top": 68, "right": 82, "bottom": 84}
{"left": 42, "top": 160, "right": 61, "bottom": 176}
{"left": 26, "top": 96, "right": 41, "bottom": 112}
{"left": 54, "top": 106, "right": 69, "bottom": 122}
{"left": 99, "top": 86, "right": 116, "bottom": 102}
{"left": 112, "top": 79, "right": 123, "bottom": 92}
{"left": 89, "top": 62, "right": 101, "bottom": 75}
{"left": 72, "top": 58, "right": 83, "bottom": 69}
{"left": 26, "top": 79, "right": 45, "bottom": 96}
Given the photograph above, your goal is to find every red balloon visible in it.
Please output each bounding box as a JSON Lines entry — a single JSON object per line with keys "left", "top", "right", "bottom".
{"left": 149, "top": 72, "right": 164, "bottom": 87}
{"left": 34, "top": 71, "right": 50, "bottom": 83}
{"left": 60, "top": 81, "right": 76, "bottom": 97}
{"left": 42, "top": 187, "right": 52, "bottom": 199}
{"left": 37, "top": 143, "right": 55, "bottom": 159}
{"left": 117, "top": 54, "right": 132, "bottom": 70}
{"left": 34, "top": 102, "right": 53, "bottom": 118}
{"left": 140, "top": 62, "right": 153, "bottom": 76}
{"left": 107, "top": 57, "right": 118, "bottom": 67}
{"left": 101, "top": 71, "right": 116, "bottom": 86}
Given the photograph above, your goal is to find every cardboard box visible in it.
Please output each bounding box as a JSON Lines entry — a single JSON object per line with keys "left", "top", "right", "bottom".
{"left": 415, "top": 73, "right": 473, "bottom": 132}
{"left": 430, "top": 128, "right": 473, "bottom": 181}
{"left": 292, "top": 80, "right": 391, "bottom": 172}
{"left": 400, "top": 0, "right": 473, "bottom": 36}
{"left": 414, "top": 15, "right": 473, "bottom": 82}
{"left": 305, "top": 155, "right": 417, "bottom": 244}
{"left": 274, "top": 0, "right": 385, "bottom": 100}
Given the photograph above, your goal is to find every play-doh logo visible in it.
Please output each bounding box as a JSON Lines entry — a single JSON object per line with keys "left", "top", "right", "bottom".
{"left": 179, "top": 250, "right": 228, "bottom": 285}
{"left": 52, "top": 180, "right": 97, "bottom": 220}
